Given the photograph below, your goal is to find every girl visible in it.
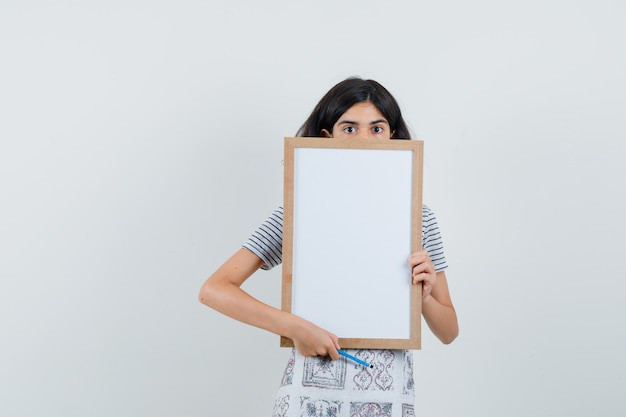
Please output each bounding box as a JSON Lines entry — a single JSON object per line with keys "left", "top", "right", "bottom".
{"left": 199, "top": 77, "right": 458, "bottom": 417}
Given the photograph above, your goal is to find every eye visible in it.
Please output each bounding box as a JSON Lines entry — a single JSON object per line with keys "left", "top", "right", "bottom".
{"left": 343, "top": 126, "right": 356, "bottom": 134}
{"left": 372, "top": 125, "right": 384, "bottom": 134}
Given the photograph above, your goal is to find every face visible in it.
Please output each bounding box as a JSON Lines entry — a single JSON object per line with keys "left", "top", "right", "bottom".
{"left": 322, "top": 101, "right": 393, "bottom": 139}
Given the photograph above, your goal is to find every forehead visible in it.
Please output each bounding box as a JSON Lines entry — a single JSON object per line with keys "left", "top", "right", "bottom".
{"left": 337, "top": 101, "right": 388, "bottom": 122}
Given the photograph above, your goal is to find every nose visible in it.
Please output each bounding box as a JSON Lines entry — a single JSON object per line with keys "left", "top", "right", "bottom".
{"left": 355, "top": 131, "right": 375, "bottom": 140}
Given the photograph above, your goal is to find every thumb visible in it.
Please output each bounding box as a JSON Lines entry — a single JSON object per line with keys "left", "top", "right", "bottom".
{"left": 423, "top": 282, "right": 432, "bottom": 298}
{"left": 333, "top": 337, "right": 341, "bottom": 351}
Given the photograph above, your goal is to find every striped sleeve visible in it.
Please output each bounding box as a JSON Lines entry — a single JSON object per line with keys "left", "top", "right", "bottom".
{"left": 242, "top": 206, "right": 284, "bottom": 270}
{"left": 422, "top": 204, "right": 448, "bottom": 272}
{"left": 243, "top": 204, "right": 447, "bottom": 272}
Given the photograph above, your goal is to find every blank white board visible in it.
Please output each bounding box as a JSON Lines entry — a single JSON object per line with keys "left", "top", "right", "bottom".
{"left": 281, "top": 137, "right": 423, "bottom": 349}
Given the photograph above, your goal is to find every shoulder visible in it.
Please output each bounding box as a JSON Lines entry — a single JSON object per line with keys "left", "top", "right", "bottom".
{"left": 421, "top": 204, "right": 448, "bottom": 271}
{"left": 422, "top": 204, "right": 438, "bottom": 226}
{"left": 421, "top": 204, "right": 444, "bottom": 242}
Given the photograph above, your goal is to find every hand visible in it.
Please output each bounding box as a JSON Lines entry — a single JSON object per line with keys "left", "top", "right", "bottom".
{"left": 290, "top": 317, "right": 340, "bottom": 360}
{"left": 409, "top": 250, "right": 436, "bottom": 298}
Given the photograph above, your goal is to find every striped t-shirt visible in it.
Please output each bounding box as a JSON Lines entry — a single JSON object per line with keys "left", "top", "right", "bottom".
{"left": 243, "top": 205, "right": 448, "bottom": 272}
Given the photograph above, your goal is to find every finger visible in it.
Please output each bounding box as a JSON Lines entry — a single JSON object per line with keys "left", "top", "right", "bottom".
{"left": 412, "top": 263, "right": 425, "bottom": 275}
{"left": 408, "top": 253, "right": 426, "bottom": 267}
{"left": 422, "top": 282, "right": 432, "bottom": 298}
{"left": 412, "top": 265, "right": 433, "bottom": 281}
{"left": 413, "top": 259, "right": 434, "bottom": 273}
{"left": 328, "top": 347, "right": 339, "bottom": 361}
{"left": 327, "top": 334, "right": 340, "bottom": 360}
{"left": 413, "top": 271, "right": 431, "bottom": 285}
{"left": 409, "top": 249, "right": 428, "bottom": 259}
{"left": 409, "top": 253, "right": 431, "bottom": 270}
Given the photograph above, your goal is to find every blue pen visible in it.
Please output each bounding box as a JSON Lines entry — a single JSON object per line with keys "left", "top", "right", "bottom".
{"left": 337, "top": 349, "right": 373, "bottom": 368}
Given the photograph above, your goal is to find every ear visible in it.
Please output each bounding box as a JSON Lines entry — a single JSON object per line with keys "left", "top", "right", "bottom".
{"left": 390, "top": 130, "right": 396, "bottom": 139}
{"left": 321, "top": 128, "right": 332, "bottom": 138}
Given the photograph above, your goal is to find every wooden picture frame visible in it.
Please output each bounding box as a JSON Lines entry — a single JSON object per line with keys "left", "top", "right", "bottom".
{"left": 281, "top": 137, "right": 424, "bottom": 350}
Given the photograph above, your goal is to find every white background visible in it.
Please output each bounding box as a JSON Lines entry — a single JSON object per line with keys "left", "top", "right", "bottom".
{"left": 1, "top": 1, "right": 624, "bottom": 416}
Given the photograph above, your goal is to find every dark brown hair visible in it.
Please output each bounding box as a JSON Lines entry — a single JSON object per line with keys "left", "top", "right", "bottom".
{"left": 296, "top": 77, "right": 411, "bottom": 139}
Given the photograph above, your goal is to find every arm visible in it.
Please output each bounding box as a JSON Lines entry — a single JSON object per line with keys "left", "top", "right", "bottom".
{"left": 422, "top": 271, "right": 458, "bottom": 344}
{"left": 409, "top": 251, "right": 459, "bottom": 344}
{"left": 198, "top": 248, "right": 341, "bottom": 359}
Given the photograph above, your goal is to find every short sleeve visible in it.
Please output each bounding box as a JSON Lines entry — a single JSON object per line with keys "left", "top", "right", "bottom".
{"left": 243, "top": 205, "right": 447, "bottom": 272}
{"left": 242, "top": 206, "right": 284, "bottom": 270}
{"left": 422, "top": 205, "right": 448, "bottom": 272}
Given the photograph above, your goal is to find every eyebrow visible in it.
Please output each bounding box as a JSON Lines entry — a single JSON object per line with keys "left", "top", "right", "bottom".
{"left": 337, "top": 119, "right": 389, "bottom": 125}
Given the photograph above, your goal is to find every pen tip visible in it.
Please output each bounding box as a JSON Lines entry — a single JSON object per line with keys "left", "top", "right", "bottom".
{"left": 369, "top": 365, "right": 374, "bottom": 368}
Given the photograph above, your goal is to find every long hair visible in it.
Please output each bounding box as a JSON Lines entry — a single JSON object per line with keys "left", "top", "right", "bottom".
{"left": 296, "top": 78, "right": 411, "bottom": 139}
